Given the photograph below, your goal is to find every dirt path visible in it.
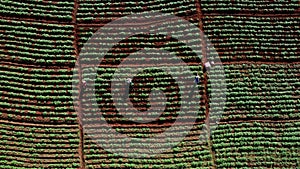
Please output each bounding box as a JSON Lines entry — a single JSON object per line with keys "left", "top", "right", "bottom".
{"left": 195, "top": 0, "right": 217, "bottom": 168}
{"left": 72, "top": 0, "right": 86, "bottom": 168}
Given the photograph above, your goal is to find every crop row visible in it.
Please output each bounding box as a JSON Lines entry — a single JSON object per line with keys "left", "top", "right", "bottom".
{"left": 209, "top": 64, "right": 300, "bottom": 121}
{"left": 0, "top": 122, "right": 80, "bottom": 168}
{"left": 212, "top": 121, "right": 300, "bottom": 168}
{"left": 0, "top": 0, "right": 74, "bottom": 21}
{"left": 76, "top": 0, "right": 198, "bottom": 23}
{"left": 204, "top": 16, "right": 299, "bottom": 61}
{"left": 0, "top": 19, "right": 76, "bottom": 66}
{"left": 201, "top": 0, "right": 299, "bottom": 14}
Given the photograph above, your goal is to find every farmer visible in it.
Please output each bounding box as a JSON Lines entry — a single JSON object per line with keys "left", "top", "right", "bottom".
{"left": 123, "top": 78, "right": 133, "bottom": 99}
{"left": 79, "top": 80, "right": 87, "bottom": 100}
{"left": 82, "top": 80, "right": 87, "bottom": 89}
{"left": 194, "top": 73, "right": 200, "bottom": 84}
{"left": 126, "top": 78, "right": 133, "bottom": 91}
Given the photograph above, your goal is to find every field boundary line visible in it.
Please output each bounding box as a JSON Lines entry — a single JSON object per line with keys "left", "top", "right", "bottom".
{"left": 0, "top": 119, "right": 79, "bottom": 128}
{"left": 195, "top": 0, "right": 217, "bottom": 168}
{"left": 0, "top": 60, "right": 74, "bottom": 69}
{"left": 215, "top": 61, "right": 300, "bottom": 65}
{"left": 0, "top": 15, "right": 75, "bottom": 24}
{"left": 203, "top": 13, "right": 300, "bottom": 17}
{"left": 217, "top": 119, "right": 300, "bottom": 124}
{"left": 72, "top": 0, "right": 86, "bottom": 168}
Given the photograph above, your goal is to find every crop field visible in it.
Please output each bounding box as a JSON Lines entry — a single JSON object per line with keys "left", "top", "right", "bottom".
{"left": 0, "top": 0, "right": 299, "bottom": 169}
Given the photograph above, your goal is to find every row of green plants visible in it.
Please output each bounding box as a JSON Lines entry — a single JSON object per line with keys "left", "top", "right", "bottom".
{"left": 0, "top": 68, "right": 73, "bottom": 80}
{"left": 4, "top": 35, "right": 73, "bottom": 45}
{"left": 201, "top": 0, "right": 299, "bottom": 13}
{"left": 5, "top": 44, "right": 74, "bottom": 55}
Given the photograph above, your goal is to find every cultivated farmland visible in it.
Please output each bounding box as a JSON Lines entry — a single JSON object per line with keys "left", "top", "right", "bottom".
{"left": 0, "top": 0, "right": 299, "bottom": 169}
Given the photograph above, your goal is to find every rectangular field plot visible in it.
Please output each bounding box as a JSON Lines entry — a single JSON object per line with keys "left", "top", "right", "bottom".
{"left": 0, "top": 19, "right": 76, "bottom": 67}
{"left": 201, "top": 0, "right": 299, "bottom": 14}
{"left": 76, "top": 0, "right": 198, "bottom": 24}
{"left": 204, "top": 16, "right": 299, "bottom": 62}
{"left": 0, "top": 121, "right": 80, "bottom": 168}
{"left": 0, "top": 0, "right": 74, "bottom": 22}
{"left": 83, "top": 123, "right": 214, "bottom": 169}
{"left": 209, "top": 64, "right": 300, "bottom": 122}
{"left": 211, "top": 121, "right": 300, "bottom": 168}
{"left": 0, "top": 63, "right": 78, "bottom": 124}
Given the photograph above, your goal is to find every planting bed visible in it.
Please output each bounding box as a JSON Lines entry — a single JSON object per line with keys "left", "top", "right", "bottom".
{"left": 0, "top": 121, "right": 80, "bottom": 168}
{"left": 212, "top": 121, "right": 300, "bottom": 168}
{"left": 204, "top": 16, "right": 300, "bottom": 62}
{"left": 0, "top": 0, "right": 74, "bottom": 22}
{"left": 76, "top": 0, "right": 199, "bottom": 24}
{"left": 212, "top": 63, "right": 300, "bottom": 122}
{"left": 201, "top": 0, "right": 299, "bottom": 14}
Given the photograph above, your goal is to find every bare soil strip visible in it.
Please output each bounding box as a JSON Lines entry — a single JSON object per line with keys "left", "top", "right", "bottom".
{"left": 195, "top": 0, "right": 217, "bottom": 168}
{"left": 72, "top": 0, "right": 86, "bottom": 168}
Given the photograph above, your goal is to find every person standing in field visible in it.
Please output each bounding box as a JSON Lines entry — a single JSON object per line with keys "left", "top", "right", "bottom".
{"left": 194, "top": 73, "right": 200, "bottom": 84}
{"left": 79, "top": 80, "right": 87, "bottom": 100}
{"left": 124, "top": 78, "right": 133, "bottom": 99}
{"left": 82, "top": 80, "right": 87, "bottom": 89}
{"left": 127, "top": 78, "right": 134, "bottom": 91}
